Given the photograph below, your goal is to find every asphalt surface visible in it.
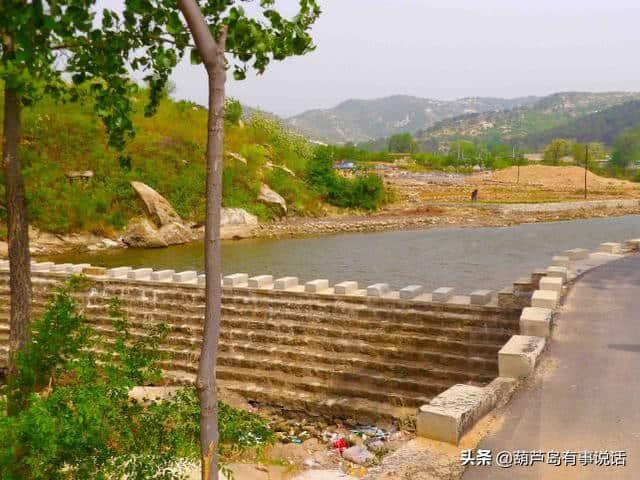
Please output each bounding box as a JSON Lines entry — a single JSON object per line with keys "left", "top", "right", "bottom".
{"left": 464, "top": 254, "right": 640, "bottom": 480}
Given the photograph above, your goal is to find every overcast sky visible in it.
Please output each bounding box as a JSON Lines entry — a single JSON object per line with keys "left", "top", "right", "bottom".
{"left": 104, "top": 0, "right": 640, "bottom": 117}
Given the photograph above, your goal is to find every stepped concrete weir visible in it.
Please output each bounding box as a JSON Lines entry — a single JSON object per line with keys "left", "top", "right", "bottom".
{"left": 0, "top": 261, "right": 527, "bottom": 424}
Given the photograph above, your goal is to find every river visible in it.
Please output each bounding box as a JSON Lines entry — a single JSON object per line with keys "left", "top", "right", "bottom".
{"left": 47, "top": 215, "right": 640, "bottom": 293}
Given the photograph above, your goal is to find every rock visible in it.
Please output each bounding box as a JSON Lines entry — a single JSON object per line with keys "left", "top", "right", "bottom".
{"left": 303, "top": 457, "right": 321, "bottom": 469}
{"left": 258, "top": 183, "right": 287, "bottom": 215}
{"left": 220, "top": 208, "right": 258, "bottom": 239}
{"left": 159, "top": 221, "right": 194, "bottom": 245}
{"left": 122, "top": 218, "right": 169, "bottom": 248}
{"left": 65, "top": 170, "right": 94, "bottom": 182}
{"left": 102, "top": 238, "right": 121, "bottom": 249}
{"left": 130, "top": 181, "right": 182, "bottom": 227}
{"left": 342, "top": 445, "right": 374, "bottom": 465}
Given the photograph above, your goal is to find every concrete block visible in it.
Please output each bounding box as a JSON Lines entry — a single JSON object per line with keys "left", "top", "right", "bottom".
{"left": 470, "top": 289, "right": 493, "bottom": 305}
{"left": 151, "top": 269, "right": 175, "bottom": 282}
{"left": 546, "top": 266, "right": 568, "bottom": 282}
{"left": 432, "top": 287, "right": 454, "bottom": 303}
{"left": 173, "top": 271, "right": 197, "bottom": 283}
{"left": 416, "top": 384, "right": 493, "bottom": 444}
{"left": 128, "top": 268, "right": 153, "bottom": 280}
{"left": 564, "top": 248, "right": 589, "bottom": 261}
{"left": 222, "top": 273, "right": 248, "bottom": 287}
{"left": 31, "top": 262, "right": 54, "bottom": 272}
{"left": 520, "top": 307, "right": 552, "bottom": 337}
{"left": 107, "top": 266, "right": 132, "bottom": 278}
{"left": 334, "top": 281, "right": 358, "bottom": 295}
{"left": 198, "top": 274, "right": 206, "bottom": 286}
{"left": 50, "top": 263, "right": 72, "bottom": 273}
{"left": 0, "top": 260, "right": 9, "bottom": 270}
{"left": 399, "top": 285, "right": 424, "bottom": 300}
{"left": 531, "top": 289, "right": 559, "bottom": 309}
{"left": 531, "top": 269, "right": 548, "bottom": 289}
{"left": 552, "top": 255, "right": 570, "bottom": 268}
{"left": 248, "top": 275, "right": 273, "bottom": 288}
{"left": 624, "top": 238, "right": 640, "bottom": 252}
{"left": 539, "top": 276, "right": 563, "bottom": 293}
{"left": 366, "top": 283, "right": 391, "bottom": 297}
{"left": 67, "top": 263, "right": 91, "bottom": 274}
{"left": 274, "top": 276, "right": 298, "bottom": 290}
{"left": 83, "top": 266, "right": 106, "bottom": 276}
{"left": 499, "top": 335, "right": 546, "bottom": 379}
{"left": 305, "top": 279, "right": 330, "bottom": 293}
{"left": 600, "top": 242, "right": 622, "bottom": 254}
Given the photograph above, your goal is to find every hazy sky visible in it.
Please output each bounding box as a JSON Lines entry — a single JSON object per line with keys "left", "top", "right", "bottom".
{"left": 103, "top": 0, "right": 640, "bottom": 117}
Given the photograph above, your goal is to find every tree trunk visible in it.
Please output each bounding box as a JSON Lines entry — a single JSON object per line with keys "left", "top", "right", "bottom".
{"left": 176, "top": 3, "right": 227, "bottom": 479}
{"left": 2, "top": 84, "right": 32, "bottom": 374}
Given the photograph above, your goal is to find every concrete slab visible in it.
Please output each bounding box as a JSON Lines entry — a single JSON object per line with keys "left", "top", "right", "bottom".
{"left": 551, "top": 255, "right": 570, "bottom": 268}
{"left": 624, "top": 238, "right": 640, "bottom": 252}
{"left": 107, "top": 266, "right": 132, "bottom": 278}
{"left": 32, "top": 262, "right": 54, "bottom": 272}
{"left": 432, "top": 287, "right": 454, "bottom": 303}
{"left": 174, "top": 271, "right": 197, "bottom": 283}
{"left": 151, "top": 269, "right": 175, "bottom": 282}
{"left": 366, "top": 283, "right": 391, "bottom": 297}
{"left": 531, "top": 289, "right": 559, "bottom": 309}
{"left": 600, "top": 242, "right": 622, "bottom": 254}
{"left": 83, "top": 266, "right": 106, "bottom": 276}
{"left": 67, "top": 263, "right": 91, "bottom": 274}
{"left": 539, "top": 276, "right": 563, "bottom": 293}
{"left": 564, "top": 248, "right": 589, "bottom": 260}
{"left": 248, "top": 275, "right": 273, "bottom": 288}
{"left": 470, "top": 290, "right": 493, "bottom": 305}
{"left": 399, "top": 284, "right": 424, "bottom": 299}
{"left": 499, "top": 335, "right": 546, "bottom": 379}
{"left": 127, "top": 268, "right": 153, "bottom": 280}
{"left": 520, "top": 307, "right": 553, "bottom": 337}
{"left": 334, "top": 281, "right": 358, "bottom": 295}
{"left": 546, "top": 266, "right": 568, "bottom": 282}
{"left": 274, "top": 276, "right": 298, "bottom": 290}
{"left": 222, "top": 273, "right": 248, "bottom": 287}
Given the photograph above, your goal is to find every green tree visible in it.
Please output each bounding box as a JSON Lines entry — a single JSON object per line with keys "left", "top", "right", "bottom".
{"left": 611, "top": 128, "right": 640, "bottom": 169}
{"left": 543, "top": 138, "right": 572, "bottom": 165}
{"left": 388, "top": 132, "right": 417, "bottom": 153}
{"left": 1, "top": 0, "right": 189, "bottom": 373}
{"left": 175, "top": 2, "right": 320, "bottom": 479}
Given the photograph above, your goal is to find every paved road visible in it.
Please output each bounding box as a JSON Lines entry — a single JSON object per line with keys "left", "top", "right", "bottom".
{"left": 464, "top": 255, "right": 640, "bottom": 480}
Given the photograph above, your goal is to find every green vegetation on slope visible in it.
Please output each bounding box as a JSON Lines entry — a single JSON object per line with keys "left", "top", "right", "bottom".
{"left": 0, "top": 91, "right": 325, "bottom": 235}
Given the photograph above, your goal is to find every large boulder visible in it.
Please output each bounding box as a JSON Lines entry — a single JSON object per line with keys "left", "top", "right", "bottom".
{"left": 130, "top": 181, "right": 182, "bottom": 227}
{"left": 220, "top": 208, "right": 258, "bottom": 240}
{"left": 258, "top": 184, "right": 287, "bottom": 216}
{"left": 121, "top": 218, "right": 196, "bottom": 248}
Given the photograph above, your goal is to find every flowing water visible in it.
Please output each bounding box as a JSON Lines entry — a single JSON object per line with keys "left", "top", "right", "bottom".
{"left": 47, "top": 215, "right": 640, "bottom": 293}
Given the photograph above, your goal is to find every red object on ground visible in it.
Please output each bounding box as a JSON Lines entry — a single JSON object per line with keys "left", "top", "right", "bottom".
{"left": 333, "top": 437, "right": 347, "bottom": 454}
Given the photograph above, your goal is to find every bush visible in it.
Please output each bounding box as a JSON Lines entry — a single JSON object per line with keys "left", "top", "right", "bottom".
{"left": 0, "top": 278, "right": 273, "bottom": 479}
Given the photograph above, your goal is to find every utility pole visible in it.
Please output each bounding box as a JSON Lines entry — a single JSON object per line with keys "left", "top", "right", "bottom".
{"left": 513, "top": 144, "right": 520, "bottom": 184}
{"left": 584, "top": 143, "right": 589, "bottom": 199}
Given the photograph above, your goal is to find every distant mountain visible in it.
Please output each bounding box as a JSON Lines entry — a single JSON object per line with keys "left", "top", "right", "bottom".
{"left": 522, "top": 100, "right": 640, "bottom": 148}
{"left": 285, "top": 95, "right": 538, "bottom": 143}
{"left": 417, "top": 92, "right": 640, "bottom": 151}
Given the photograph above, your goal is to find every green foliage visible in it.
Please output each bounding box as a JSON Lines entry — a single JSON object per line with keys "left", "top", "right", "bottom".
{"left": 0, "top": 278, "right": 274, "bottom": 479}
{"left": 543, "top": 138, "right": 572, "bottom": 165}
{"left": 225, "top": 98, "right": 243, "bottom": 125}
{"left": 388, "top": 133, "right": 417, "bottom": 153}
{"left": 328, "top": 143, "right": 393, "bottom": 163}
{"left": 411, "top": 141, "right": 526, "bottom": 170}
{"left": 306, "top": 147, "right": 386, "bottom": 210}
{"left": 611, "top": 127, "right": 640, "bottom": 169}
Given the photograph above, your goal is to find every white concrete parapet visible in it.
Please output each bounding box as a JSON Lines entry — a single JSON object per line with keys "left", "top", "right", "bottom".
{"left": 624, "top": 238, "right": 640, "bottom": 252}
{"left": 470, "top": 289, "right": 493, "bottom": 305}
{"left": 108, "top": 266, "right": 132, "bottom": 278}
{"left": 546, "top": 266, "right": 568, "bottom": 282}
{"left": 366, "top": 283, "right": 391, "bottom": 297}
{"left": 305, "top": 279, "right": 330, "bottom": 293}
{"left": 248, "top": 275, "right": 274, "bottom": 288}
{"left": 0, "top": 260, "right": 9, "bottom": 270}
{"left": 432, "top": 287, "right": 454, "bottom": 303}
{"left": 151, "top": 269, "right": 175, "bottom": 282}
{"left": 173, "top": 271, "right": 197, "bottom": 284}
{"left": 222, "top": 273, "right": 248, "bottom": 287}
{"left": 274, "top": 276, "right": 298, "bottom": 290}
{"left": 520, "top": 307, "right": 552, "bottom": 337}
{"left": 399, "top": 285, "right": 424, "bottom": 300}
{"left": 551, "top": 255, "right": 570, "bottom": 268}
{"left": 564, "top": 248, "right": 589, "bottom": 261}
{"left": 531, "top": 289, "right": 559, "bottom": 309}
{"left": 334, "top": 281, "right": 358, "bottom": 295}
{"left": 499, "top": 335, "right": 546, "bottom": 379}
{"left": 198, "top": 274, "right": 206, "bottom": 286}
{"left": 600, "top": 242, "right": 622, "bottom": 254}
{"left": 50, "top": 263, "right": 72, "bottom": 272}
{"left": 539, "top": 276, "right": 563, "bottom": 293}
{"left": 67, "top": 263, "right": 91, "bottom": 274}
{"left": 128, "top": 268, "right": 153, "bottom": 280}
{"left": 31, "top": 262, "right": 54, "bottom": 272}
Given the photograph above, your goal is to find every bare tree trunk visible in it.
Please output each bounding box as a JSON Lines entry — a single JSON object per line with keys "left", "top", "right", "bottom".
{"left": 176, "top": 3, "right": 227, "bottom": 479}
{"left": 2, "top": 83, "right": 32, "bottom": 374}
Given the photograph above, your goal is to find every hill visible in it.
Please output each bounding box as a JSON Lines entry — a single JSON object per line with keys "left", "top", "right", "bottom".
{"left": 0, "top": 93, "right": 323, "bottom": 236}
{"left": 522, "top": 100, "right": 640, "bottom": 148}
{"left": 417, "top": 92, "right": 640, "bottom": 151}
{"left": 285, "top": 95, "right": 537, "bottom": 143}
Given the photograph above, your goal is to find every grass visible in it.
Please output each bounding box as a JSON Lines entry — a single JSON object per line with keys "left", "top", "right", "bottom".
{"left": 0, "top": 91, "right": 323, "bottom": 236}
